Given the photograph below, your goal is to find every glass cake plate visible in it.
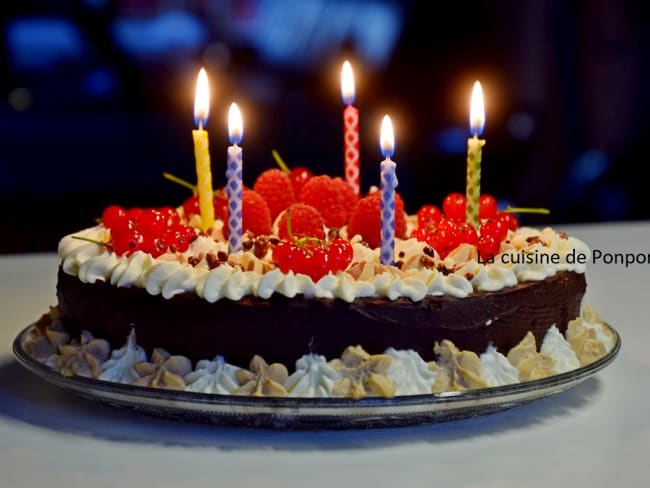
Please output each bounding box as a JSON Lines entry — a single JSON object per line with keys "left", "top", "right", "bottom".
{"left": 12, "top": 323, "right": 620, "bottom": 429}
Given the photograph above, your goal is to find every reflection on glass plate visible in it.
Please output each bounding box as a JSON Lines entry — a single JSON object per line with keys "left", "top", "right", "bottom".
{"left": 13, "top": 324, "right": 620, "bottom": 429}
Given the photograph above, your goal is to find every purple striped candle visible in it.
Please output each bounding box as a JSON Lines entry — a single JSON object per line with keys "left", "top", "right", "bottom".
{"left": 226, "top": 103, "right": 243, "bottom": 253}
{"left": 379, "top": 115, "right": 397, "bottom": 265}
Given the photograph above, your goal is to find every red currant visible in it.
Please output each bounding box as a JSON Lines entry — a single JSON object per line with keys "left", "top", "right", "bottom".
{"left": 182, "top": 196, "right": 199, "bottom": 217}
{"left": 272, "top": 241, "right": 296, "bottom": 273}
{"left": 480, "top": 218, "right": 507, "bottom": 242}
{"left": 137, "top": 208, "right": 166, "bottom": 236}
{"left": 304, "top": 245, "right": 329, "bottom": 282}
{"left": 437, "top": 217, "right": 457, "bottom": 233}
{"left": 159, "top": 206, "right": 181, "bottom": 227}
{"left": 290, "top": 167, "right": 313, "bottom": 198}
{"left": 126, "top": 207, "right": 144, "bottom": 222}
{"left": 479, "top": 194, "right": 498, "bottom": 220}
{"left": 455, "top": 222, "right": 478, "bottom": 247}
{"left": 497, "top": 212, "right": 519, "bottom": 232}
{"left": 327, "top": 239, "right": 353, "bottom": 272}
{"left": 410, "top": 227, "right": 428, "bottom": 241}
{"left": 417, "top": 204, "right": 443, "bottom": 228}
{"left": 166, "top": 224, "right": 196, "bottom": 253}
{"left": 477, "top": 235, "right": 500, "bottom": 262}
{"left": 140, "top": 235, "right": 168, "bottom": 258}
{"left": 213, "top": 193, "right": 228, "bottom": 223}
{"left": 102, "top": 205, "right": 126, "bottom": 229}
{"left": 272, "top": 238, "right": 352, "bottom": 281}
{"left": 425, "top": 229, "right": 452, "bottom": 259}
{"left": 442, "top": 193, "right": 466, "bottom": 222}
{"left": 112, "top": 228, "right": 144, "bottom": 256}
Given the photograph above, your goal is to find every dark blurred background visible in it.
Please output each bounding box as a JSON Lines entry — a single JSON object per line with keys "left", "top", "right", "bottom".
{"left": 1, "top": 0, "right": 648, "bottom": 253}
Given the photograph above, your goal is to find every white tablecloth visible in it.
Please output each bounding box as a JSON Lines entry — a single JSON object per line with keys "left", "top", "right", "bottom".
{"left": 1, "top": 222, "right": 649, "bottom": 487}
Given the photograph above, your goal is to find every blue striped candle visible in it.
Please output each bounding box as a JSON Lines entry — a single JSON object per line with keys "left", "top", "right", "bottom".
{"left": 379, "top": 115, "right": 397, "bottom": 265}
{"left": 226, "top": 103, "right": 243, "bottom": 253}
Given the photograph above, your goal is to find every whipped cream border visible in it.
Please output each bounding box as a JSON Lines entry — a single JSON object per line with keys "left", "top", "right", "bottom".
{"left": 58, "top": 224, "right": 590, "bottom": 303}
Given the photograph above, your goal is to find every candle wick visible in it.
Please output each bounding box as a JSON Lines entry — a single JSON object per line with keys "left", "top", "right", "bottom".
{"left": 198, "top": 120, "right": 203, "bottom": 131}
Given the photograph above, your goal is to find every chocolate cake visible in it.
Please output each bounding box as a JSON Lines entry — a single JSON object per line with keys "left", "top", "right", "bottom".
{"left": 45, "top": 169, "right": 604, "bottom": 400}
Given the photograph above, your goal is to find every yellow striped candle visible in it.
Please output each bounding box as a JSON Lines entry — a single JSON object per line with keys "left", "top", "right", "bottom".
{"left": 193, "top": 67, "right": 215, "bottom": 231}
{"left": 466, "top": 80, "right": 485, "bottom": 228}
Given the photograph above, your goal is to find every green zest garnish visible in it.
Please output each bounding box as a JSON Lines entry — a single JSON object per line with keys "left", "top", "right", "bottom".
{"left": 503, "top": 206, "right": 551, "bottom": 215}
{"left": 72, "top": 235, "right": 111, "bottom": 249}
{"left": 163, "top": 172, "right": 226, "bottom": 198}
{"left": 271, "top": 149, "right": 290, "bottom": 173}
{"left": 162, "top": 172, "right": 197, "bottom": 194}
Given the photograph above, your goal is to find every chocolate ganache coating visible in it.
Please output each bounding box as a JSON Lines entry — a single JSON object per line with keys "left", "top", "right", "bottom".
{"left": 56, "top": 267, "right": 586, "bottom": 367}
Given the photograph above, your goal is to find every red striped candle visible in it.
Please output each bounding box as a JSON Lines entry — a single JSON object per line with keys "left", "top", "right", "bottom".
{"left": 341, "top": 61, "right": 360, "bottom": 196}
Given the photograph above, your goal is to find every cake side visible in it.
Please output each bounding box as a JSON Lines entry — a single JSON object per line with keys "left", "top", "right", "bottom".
{"left": 57, "top": 266, "right": 585, "bottom": 366}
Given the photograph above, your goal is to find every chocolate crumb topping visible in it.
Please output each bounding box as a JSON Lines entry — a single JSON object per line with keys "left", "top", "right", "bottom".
{"left": 423, "top": 246, "right": 435, "bottom": 258}
{"left": 526, "top": 236, "right": 543, "bottom": 245}
{"left": 253, "top": 237, "right": 270, "bottom": 258}
{"left": 205, "top": 253, "right": 220, "bottom": 269}
{"left": 420, "top": 255, "right": 435, "bottom": 269}
{"left": 328, "top": 228, "right": 341, "bottom": 241}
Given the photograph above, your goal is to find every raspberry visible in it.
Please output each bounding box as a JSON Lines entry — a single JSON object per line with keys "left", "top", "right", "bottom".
{"left": 242, "top": 189, "right": 272, "bottom": 236}
{"left": 347, "top": 191, "right": 407, "bottom": 249}
{"left": 222, "top": 189, "right": 272, "bottom": 238}
{"left": 333, "top": 177, "right": 359, "bottom": 219}
{"left": 298, "top": 175, "right": 348, "bottom": 228}
{"left": 277, "top": 203, "right": 326, "bottom": 240}
{"left": 253, "top": 169, "right": 296, "bottom": 220}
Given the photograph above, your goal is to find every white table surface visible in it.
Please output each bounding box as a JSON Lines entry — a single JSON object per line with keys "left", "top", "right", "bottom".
{"left": 1, "top": 221, "right": 649, "bottom": 487}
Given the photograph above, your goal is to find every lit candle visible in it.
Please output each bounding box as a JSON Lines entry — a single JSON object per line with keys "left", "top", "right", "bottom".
{"left": 193, "top": 67, "right": 215, "bottom": 231}
{"left": 226, "top": 102, "right": 243, "bottom": 253}
{"left": 341, "top": 60, "right": 360, "bottom": 196}
{"left": 379, "top": 115, "right": 397, "bottom": 265}
{"left": 466, "top": 80, "right": 486, "bottom": 227}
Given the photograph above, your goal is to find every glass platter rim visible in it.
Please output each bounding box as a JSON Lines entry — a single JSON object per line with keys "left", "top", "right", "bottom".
{"left": 12, "top": 322, "right": 621, "bottom": 427}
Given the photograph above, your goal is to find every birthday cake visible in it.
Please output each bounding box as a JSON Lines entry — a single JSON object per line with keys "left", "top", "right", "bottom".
{"left": 22, "top": 71, "right": 615, "bottom": 399}
{"left": 21, "top": 166, "right": 615, "bottom": 399}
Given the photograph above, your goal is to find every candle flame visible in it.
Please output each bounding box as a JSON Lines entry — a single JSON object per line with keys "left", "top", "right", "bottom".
{"left": 470, "top": 80, "right": 485, "bottom": 137}
{"left": 341, "top": 60, "right": 355, "bottom": 105}
{"left": 194, "top": 68, "right": 210, "bottom": 129}
{"left": 380, "top": 115, "right": 395, "bottom": 158}
{"left": 228, "top": 102, "right": 243, "bottom": 145}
